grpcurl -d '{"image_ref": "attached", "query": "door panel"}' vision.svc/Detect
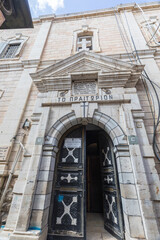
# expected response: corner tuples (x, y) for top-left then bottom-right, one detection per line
(48, 127), (124, 240)
(52, 191), (82, 232)
(99, 132), (124, 240)
(48, 127), (85, 240)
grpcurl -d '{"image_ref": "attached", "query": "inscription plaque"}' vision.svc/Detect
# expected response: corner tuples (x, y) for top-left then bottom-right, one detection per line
(73, 81), (96, 95)
(64, 138), (82, 148)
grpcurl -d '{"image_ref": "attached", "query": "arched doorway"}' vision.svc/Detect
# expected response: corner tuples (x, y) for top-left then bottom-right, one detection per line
(47, 124), (124, 240)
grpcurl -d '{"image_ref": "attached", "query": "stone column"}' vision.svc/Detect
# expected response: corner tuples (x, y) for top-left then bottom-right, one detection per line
(0, 21), (52, 240)
(122, 102), (160, 239)
(120, 10), (148, 51)
(140, 54), (160, 116)
(0, 21), (52, 176)
(133, 113), (160, 237)
(7, 104), (50, 239)
(121, 10), (160, 115)
(114, 144), (146, 239)
(29, 145), (57, 235)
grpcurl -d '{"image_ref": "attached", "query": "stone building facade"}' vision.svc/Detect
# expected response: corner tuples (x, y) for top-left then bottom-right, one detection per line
(0, 2), (160, 240)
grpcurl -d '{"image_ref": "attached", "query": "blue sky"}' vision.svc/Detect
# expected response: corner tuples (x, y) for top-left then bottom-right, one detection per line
(28, 0), (154, 18)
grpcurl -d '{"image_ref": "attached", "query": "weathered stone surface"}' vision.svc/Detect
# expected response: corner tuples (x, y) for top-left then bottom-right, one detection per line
(0, 2), (160, 240)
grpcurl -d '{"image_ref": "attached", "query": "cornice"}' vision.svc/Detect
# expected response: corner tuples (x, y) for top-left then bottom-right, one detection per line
(0, 49), (159, 71)
(32, 2), (160, 23)
(0, 61), (23, 71)
(154, 50), (160, 59)
(22, 59), (40, 69)
(0, 59), (40, 71)
(30, 50), (144, 92)
(106, 49), (160, 60)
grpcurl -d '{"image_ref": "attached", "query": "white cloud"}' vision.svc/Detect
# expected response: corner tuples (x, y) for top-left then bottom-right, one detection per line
(37, 0), (64, 12)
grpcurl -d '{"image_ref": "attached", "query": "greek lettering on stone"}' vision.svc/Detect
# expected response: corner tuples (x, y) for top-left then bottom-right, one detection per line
(57, 94), (113, 103)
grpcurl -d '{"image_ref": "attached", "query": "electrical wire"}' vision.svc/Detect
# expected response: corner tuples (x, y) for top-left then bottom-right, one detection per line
(135, 3), (160, 46)
(115, 8), (135, 59)
(124, 9), (160, 161)
(115, 8), (160, 161)
(113, 8), (133, 63)
(113, 7), (157, 121)
(146, 23), (160, 45)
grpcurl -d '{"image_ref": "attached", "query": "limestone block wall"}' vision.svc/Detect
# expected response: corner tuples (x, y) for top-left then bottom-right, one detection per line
(0, 70), (22, 124)
(0, 81), (38, 224)
(0, 24), (41, 60)
(8, 84), (38, 171)
(136, 77), (160, 173)
(0, 2), (160, 239)
(41, 14), (126, 61)
(0, 21), (51, 227)
(156, 59), (160, 69)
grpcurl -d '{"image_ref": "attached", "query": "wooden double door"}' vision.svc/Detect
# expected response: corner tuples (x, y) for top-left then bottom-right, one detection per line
(48, 125), (124, 240)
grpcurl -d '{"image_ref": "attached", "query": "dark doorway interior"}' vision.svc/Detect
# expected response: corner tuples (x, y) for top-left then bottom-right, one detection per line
(86, 129), (103, 213)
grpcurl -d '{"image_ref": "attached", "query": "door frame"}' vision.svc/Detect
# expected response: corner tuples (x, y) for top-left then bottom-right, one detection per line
(34, 111), (137, 240)
(48, 123), (125, 239)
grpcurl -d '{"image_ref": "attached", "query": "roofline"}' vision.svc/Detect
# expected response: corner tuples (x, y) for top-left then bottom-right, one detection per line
(33, 1), (160, 23)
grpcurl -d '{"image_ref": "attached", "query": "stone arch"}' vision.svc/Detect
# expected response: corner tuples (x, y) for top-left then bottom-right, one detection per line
(45, 111), (127, 147)
(30, 111), (131, 240)
(43, 111), (128, 239)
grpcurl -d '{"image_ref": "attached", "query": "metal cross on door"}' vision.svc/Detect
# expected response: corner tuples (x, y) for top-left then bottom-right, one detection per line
(98, 132), (124, 240)
(48, 127), (86, 240)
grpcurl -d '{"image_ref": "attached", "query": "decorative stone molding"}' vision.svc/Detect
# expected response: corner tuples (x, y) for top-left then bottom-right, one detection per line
(140, 16), (160, 46)
(132, 109), (145, 119)
(71, 25), (101, 54)
(29, 111), (147, 240)
(0, 33), (29, 59)
(58, 90), (68, 97)
(30, 51), (144, 92)
(45, 111), (127, 147)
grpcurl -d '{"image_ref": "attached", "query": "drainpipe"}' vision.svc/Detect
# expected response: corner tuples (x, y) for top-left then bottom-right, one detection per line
(0, 134), (26, 215)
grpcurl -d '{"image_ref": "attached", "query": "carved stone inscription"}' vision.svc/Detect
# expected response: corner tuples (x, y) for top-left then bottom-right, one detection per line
(0, 146), (10, 162)
(73, 81), (96, 95)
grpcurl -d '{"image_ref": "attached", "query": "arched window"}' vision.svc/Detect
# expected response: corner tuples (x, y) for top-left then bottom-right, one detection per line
(72, 25), (101, 54)
(77, 31), (93, 51)
(0, 33), (28, 59)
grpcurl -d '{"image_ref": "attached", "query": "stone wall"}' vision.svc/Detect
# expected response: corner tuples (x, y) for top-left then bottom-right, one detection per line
(0, 2), (160, 239)
(0, 70), (22, 124)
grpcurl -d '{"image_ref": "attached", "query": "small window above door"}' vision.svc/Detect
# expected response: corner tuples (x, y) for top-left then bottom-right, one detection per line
(72, 25), (101, 54)
(77, 33), (93, 51)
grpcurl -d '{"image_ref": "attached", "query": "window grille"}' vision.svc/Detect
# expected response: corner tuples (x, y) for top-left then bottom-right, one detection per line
(1, 43), (21, 58)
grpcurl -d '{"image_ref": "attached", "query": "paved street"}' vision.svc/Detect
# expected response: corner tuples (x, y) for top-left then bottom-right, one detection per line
(87, 213), (117, 240)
